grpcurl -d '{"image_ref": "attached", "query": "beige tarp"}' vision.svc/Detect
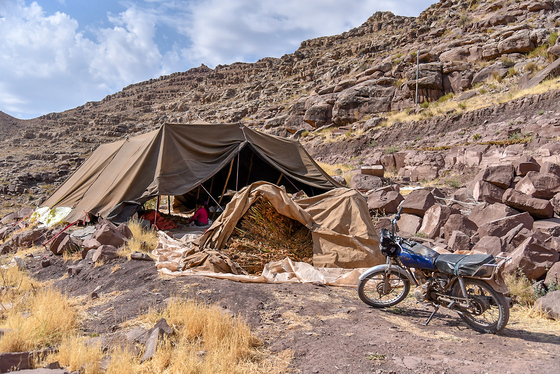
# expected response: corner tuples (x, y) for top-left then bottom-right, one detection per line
(42, 124), (339, 223)
(199, 182), (384, 268)
(153, 231), (368, 286)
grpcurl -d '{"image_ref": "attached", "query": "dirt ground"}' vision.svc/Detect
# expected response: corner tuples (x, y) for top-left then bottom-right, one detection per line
(27, 250), (560, 374)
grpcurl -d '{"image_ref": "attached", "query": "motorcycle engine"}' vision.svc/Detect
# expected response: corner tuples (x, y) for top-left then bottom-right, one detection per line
(414, 283), (430, 302)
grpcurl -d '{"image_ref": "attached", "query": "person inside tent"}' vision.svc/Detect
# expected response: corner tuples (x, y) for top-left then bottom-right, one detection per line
(188, 198), (209, 226)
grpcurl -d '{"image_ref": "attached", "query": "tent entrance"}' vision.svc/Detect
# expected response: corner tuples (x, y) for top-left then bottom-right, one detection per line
(172, 144), (326, 213)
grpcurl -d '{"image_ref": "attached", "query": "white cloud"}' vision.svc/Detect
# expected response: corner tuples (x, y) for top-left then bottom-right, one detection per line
(0, 0), (436, 119)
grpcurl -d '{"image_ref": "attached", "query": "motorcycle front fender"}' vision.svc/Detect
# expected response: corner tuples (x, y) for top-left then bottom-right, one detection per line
(359, 263), (415, 284)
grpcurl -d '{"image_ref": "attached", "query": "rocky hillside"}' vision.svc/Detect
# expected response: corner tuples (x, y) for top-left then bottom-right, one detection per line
(2, 0), (560, 210)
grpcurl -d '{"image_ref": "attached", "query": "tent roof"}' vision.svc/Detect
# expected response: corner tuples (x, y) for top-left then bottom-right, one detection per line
(42, 123), (339, 222)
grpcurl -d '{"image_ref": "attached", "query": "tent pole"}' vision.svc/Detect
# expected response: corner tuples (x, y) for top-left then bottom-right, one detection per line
(245, 152), (254, 186)
(208, 176), (215, 205)
(218, 158), (235, 207)
(168, 195), (171, 214)
(236, 152), (240, 191)
(155, 195), (160, 227)
(276, 173), (284, 185)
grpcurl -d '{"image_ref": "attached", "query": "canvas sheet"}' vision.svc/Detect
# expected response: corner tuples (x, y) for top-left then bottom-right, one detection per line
(153, 231), (367, 286)
(199, 182), (384, 268)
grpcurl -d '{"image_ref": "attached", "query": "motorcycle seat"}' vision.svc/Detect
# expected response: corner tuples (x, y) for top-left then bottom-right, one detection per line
(435, 253), (496, 277)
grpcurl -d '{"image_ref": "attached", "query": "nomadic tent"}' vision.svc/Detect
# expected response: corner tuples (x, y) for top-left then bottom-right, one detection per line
(42, 123), (340, 223)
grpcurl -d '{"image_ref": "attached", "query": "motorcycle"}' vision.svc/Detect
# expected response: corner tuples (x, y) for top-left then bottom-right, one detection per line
(358, 207), (511, 334)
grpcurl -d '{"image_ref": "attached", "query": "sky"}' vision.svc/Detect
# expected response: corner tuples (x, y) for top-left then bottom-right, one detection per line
(0, 0), (437, 119)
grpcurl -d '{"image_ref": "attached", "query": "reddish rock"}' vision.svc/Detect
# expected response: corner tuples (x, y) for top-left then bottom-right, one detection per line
(502, 189), (554, 219)
(473, 180), (506, 203)
(56, 235), (80, 255)
(535, 290), (560, 320)
(471, 236), (505, 256)
(545, 236), (560, 253)
(481, 164), (515, 189)
(12, 229), (46, 248)
(468, 203), (518, 227)
(552, 192), (560, 215)
(350, 174), (383, 191)
(367, 190), (404, 214)
(448, 230), (472, 252)
(515, 171), (560, 200)
(380, 154), (396, 172)
(504, 237), (560, 280)
(117, 223), (133, 239)
(93, 223), (129, 248)
(498, 30), (534, 54)
(533, 218), (560, 237)
(541, 162), (560, 178)
(396, 214), (422, 236)
(442, 214), (478, 241)
(418, 204), (459, 239)
(478, 212), (534, 238)
(409, 165), (439, 182)
(92, 245), (119, 263)
(512, 155), (540, 176)
(545, 262), (560, 287)
(49, 232), (69, 255)
(401, 189), (436, 217)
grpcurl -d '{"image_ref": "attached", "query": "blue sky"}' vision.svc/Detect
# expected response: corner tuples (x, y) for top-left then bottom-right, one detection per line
(0, 0), (437, 119)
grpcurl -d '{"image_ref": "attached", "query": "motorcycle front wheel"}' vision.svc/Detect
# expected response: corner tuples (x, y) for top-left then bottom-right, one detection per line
(452, 279), (509, 334)
(357, 269), (410, 308)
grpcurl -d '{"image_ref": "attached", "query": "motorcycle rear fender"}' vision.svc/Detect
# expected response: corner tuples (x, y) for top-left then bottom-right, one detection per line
(359, 264), (415, 284)
(464, 276), (509, 294)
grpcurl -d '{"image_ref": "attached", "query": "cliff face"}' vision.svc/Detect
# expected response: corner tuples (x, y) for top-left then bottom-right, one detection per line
(2, 0), (560, 210)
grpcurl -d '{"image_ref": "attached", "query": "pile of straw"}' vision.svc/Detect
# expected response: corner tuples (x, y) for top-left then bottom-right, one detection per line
(223, 198), (313, 274)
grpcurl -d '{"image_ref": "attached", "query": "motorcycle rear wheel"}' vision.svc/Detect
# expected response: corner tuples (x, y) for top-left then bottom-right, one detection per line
(452, 279), (509, 334)
(358, 269), (410, 307)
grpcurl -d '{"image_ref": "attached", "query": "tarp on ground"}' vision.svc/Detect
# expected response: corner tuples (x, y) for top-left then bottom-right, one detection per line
(199, 182), (384, 268)
(41, 123), (340, 223)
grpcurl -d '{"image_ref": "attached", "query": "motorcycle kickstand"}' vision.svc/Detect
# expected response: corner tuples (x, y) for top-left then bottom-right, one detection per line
(424, 304), (440, 326)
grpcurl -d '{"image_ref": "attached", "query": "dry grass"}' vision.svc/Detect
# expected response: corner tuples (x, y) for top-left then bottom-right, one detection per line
(95, 298), (287, 374)
(118, 218), (158, 259)
(316, 161), (354, 185)
(51, 335), (104, 374)
(0, 266), (78, 352)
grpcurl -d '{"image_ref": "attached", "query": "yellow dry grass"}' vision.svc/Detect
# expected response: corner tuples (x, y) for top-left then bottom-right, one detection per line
(55, 297), (289, 374)
(0, 267), (79, 352)
(118, 218), (158, 259)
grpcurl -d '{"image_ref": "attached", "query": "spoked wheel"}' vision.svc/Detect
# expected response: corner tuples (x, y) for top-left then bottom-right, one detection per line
(452, 279), (509, 334)
(357, 269), (410, 308)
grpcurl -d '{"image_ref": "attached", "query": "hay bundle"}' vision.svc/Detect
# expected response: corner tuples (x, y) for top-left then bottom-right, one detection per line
(223, 198), (313, 274)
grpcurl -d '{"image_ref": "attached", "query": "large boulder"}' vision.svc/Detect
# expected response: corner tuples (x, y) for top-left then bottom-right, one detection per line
(442, 214), (478, 241)
(396, 214), (423, 236)
(512, 155), (540, 176)
(498, 30), (535, 54)
(545, 262), (560, 287)
(502, 189), (554, 219)
(471, 236), (505, 256)
(504, 237), (560, 280)
(93, 223), (129, 248)
(478, 212), (534, 238)
(533, 218), (560, 237)
(481, 164), (515, 189)
(303, 101), (333, 127)
(418, 204), (459, 239)
(515, 171), (560, 200)
(468, 203), (518, 227)
(350, 174), (383, 191)
(367, 190), (404, 214)
(552, 192), (560, 216)
(92, 245), (119, 263)
(401, 189), (436, 217)
(473, 180), (506, 203)
(332, 79), (395, 125)
(534, 290), (560, 320)
(11, 229), (46, 248)
(448, 230), (472, 252)
(541, 162), (560, 178)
